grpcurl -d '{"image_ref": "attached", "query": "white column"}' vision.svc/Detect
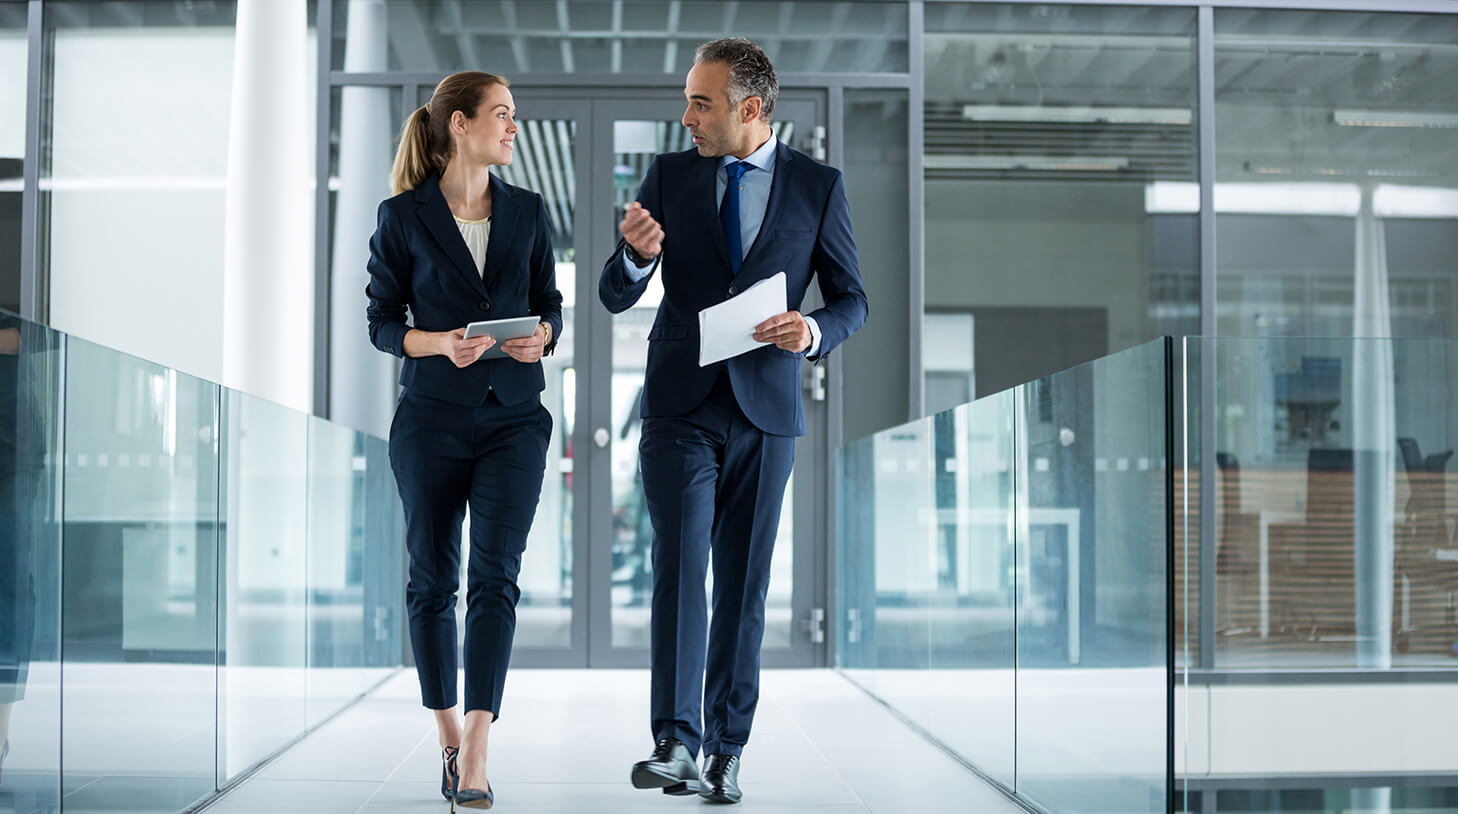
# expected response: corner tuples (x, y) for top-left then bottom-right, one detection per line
(1352, 184), (1395, 671)
(222, 0), (314, 412)
(329, 0), (398, 437)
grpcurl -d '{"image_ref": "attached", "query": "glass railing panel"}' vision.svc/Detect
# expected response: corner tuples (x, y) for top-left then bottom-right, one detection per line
(845, 417), (933, 711)
(305, 417), (403, 728)
(1183, 336), (1458, 795)
(929, 392), (1017, 786)
(0, 315), (64, 813)
(218, 391), (308, 782)
(835, 424), (878, 695)
(1015, 340), (1171, 814)
(59, 335), (220, 811)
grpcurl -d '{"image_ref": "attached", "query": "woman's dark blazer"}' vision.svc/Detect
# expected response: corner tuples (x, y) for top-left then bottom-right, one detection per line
(366, 172), (563, 407)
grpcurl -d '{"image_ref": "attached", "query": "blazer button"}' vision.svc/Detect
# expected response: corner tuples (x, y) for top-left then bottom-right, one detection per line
(478, 301), (491, 312)
(728, 286), (738, 296)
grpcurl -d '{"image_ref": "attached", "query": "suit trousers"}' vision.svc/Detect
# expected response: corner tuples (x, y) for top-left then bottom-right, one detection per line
(640, 371), (795, 759)
(389, 387), (551, 717)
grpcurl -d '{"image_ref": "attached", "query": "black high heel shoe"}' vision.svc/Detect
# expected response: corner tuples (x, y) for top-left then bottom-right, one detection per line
(454, 784), (494, 810)
(453, 750), (494, 810)
(441, 746), (459, 803)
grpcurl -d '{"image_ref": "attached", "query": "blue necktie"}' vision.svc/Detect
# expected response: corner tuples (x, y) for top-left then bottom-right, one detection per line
(720, 161), (752, 275)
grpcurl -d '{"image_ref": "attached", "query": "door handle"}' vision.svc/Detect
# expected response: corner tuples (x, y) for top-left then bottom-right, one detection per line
(594, 427), (610, 448)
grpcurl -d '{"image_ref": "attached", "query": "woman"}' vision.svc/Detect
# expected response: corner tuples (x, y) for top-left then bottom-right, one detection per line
(366, 71), (561, 811)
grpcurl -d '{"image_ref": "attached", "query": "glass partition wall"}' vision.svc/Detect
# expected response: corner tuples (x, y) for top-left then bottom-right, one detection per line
(1181, 337), (1458, 814)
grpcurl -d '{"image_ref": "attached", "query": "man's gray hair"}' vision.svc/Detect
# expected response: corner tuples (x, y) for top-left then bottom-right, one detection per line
(694, 37), (778, 122)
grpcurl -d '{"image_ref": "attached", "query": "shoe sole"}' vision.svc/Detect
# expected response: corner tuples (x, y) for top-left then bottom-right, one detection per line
(699, 789), (743, 804)
(631, 764), (702, 795)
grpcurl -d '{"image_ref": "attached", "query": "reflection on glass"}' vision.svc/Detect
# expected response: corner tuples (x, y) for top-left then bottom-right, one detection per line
(1016, 343), (1169, 814)
(0, 315), (62, 812)
(838, 339), (1171, 814)
(923, 3), (1199, 401)
(333, 0), (908, 74)
(218, 393), (307, 782)
(1193, 338), (1458, 670)
(306, 418), (403, 728)
(60, 338), (219, 810)
(608, 120), (796, 650)
(1213, 10), (1458, 340)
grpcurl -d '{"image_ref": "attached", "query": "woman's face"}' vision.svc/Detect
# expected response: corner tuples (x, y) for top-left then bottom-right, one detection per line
(453, 83), (517, 167)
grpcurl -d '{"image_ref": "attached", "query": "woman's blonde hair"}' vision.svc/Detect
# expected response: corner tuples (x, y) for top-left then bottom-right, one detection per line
(390, 71), (510, 195)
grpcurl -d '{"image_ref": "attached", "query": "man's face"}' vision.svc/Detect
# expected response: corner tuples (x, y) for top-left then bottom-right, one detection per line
(681, 61), (747, 158)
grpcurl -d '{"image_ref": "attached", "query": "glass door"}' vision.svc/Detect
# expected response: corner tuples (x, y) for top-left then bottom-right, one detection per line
(583, 93), (827, 668)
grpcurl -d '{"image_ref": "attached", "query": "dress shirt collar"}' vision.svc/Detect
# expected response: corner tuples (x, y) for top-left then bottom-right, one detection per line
(720, 134), (779, 174)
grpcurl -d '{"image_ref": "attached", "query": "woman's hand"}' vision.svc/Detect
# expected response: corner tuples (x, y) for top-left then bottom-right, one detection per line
(436, 329), (495, 367)
(501, 323), (547, 364)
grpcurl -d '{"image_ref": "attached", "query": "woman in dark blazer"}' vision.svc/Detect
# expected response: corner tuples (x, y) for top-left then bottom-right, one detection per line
(366, 71), (562, 811)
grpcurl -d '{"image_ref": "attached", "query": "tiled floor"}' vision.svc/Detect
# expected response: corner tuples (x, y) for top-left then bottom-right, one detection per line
(199, 669), (1027, 813)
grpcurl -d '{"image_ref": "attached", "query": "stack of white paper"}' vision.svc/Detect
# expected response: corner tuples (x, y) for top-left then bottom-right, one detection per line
(697, 272), (788, 367)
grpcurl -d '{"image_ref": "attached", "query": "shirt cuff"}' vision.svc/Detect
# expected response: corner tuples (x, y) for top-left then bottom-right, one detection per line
(803, 315), (822, 358)
(621, 248), (658, 283)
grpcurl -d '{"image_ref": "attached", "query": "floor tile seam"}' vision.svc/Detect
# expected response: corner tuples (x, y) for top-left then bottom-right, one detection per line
(768, 672), (876, 813)
(380, 719), (437, 786)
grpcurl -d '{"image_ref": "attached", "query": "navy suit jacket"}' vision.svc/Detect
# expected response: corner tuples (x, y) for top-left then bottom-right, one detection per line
(598, 142), (868, 437)
(366, 172), (563, 407)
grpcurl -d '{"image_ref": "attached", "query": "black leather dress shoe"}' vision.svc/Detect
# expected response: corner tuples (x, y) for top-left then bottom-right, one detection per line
(630, 738), (702, 795)
(699, 754), (742, 804)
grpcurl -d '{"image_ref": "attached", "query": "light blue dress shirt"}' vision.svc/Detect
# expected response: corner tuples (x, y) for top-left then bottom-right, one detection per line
(622, 135), (822, 356)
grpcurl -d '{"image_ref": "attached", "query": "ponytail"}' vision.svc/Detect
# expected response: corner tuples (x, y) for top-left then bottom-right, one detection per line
(388, 71), (511, 195)
(390, 105), (435, 195)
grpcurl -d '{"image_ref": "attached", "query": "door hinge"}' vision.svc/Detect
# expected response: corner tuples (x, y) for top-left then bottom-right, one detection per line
(846, 608), (863, 644)
(811, 125), (827, 161)
(801, 607), (826, 644)
(802, 364), (826, 401)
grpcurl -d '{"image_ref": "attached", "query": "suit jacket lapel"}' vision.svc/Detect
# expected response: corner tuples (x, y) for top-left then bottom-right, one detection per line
(738, 142), (795, 285)
(414, 174), (489, 296)
(482, 173), (518, 289)
(698, 155), (732, 274)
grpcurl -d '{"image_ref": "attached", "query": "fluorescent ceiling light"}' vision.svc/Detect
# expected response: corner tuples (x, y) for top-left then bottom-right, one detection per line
(1147, 182), (1458, 217)
(1145, 181), (1199, 214)
(1332, 110), (1458, 128)
(1373, 185), (1458, 218)
(1217, 183), (1361, 216)
(962, 105), (1191, 125)
(925, 154), (1129, 172)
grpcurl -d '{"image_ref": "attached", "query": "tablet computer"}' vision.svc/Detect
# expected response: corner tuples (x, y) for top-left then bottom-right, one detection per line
(463, 315), (541, 358)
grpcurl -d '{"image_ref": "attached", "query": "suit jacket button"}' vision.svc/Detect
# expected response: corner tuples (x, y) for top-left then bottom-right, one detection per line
(479, 301), (491, 312)
(728, 286), (738, 296)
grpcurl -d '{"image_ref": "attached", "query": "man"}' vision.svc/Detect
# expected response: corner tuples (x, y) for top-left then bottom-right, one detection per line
(599, 37), (868, 805)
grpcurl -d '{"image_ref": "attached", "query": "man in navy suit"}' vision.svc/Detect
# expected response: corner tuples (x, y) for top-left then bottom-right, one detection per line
(600, 38), (867, 805)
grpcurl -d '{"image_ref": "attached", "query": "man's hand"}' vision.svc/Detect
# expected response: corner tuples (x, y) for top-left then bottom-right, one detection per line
(439, 329), (495, 368)
(501, 323), (548, 364)
(619, 202), (664, 263)
(754, 311), (811, 353)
